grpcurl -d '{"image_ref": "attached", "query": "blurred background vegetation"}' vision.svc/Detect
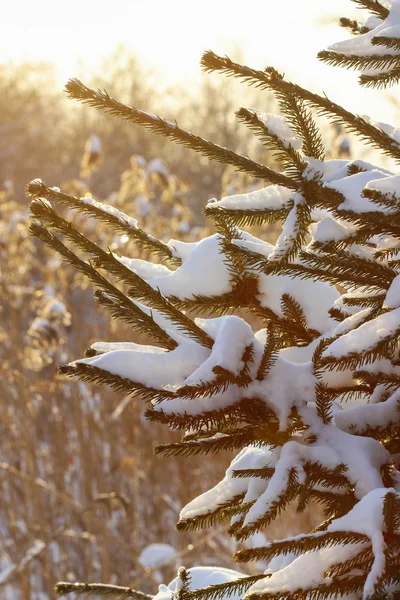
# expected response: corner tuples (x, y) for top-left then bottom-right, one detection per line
(0, 47), (270, 201)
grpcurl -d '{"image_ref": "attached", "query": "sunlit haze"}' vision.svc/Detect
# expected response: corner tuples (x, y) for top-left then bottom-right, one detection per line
(2, 0), (396, 121)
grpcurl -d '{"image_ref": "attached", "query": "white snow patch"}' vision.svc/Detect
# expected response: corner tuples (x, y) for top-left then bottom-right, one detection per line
(326, 170), (390, 214)
(384, 273), (400, 308)
(184, 316), (256, 385)
(322, 307), (400, 358)
(327, 0), (400, 62)
(154, 567), (247, 600)
(117, 256), (172, 279)
(180, 446), (273, 521)
(81, 195), (138, 228)
(365, 173), (400, 197)
(311, 216), (357, 243)
(257, 273), (339, 334)
(208, 185), (293, 211)
(77, 340), (209, 389)
(147, 235), (232, 299)
(139, 544), (177, 569)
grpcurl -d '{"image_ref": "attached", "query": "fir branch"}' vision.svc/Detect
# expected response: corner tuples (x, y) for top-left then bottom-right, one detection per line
(303, 462), (350, 490)
(234, 530), (368, 563)
(296, 247), (395, 290)
(256, 323), (278, 381)
(204, 204), (291, 229)
(55, 582), (153, 599)
(170, 276), (260, 317)
(155, 424), (290, 458)
(93, 289), (173, 348)
(315, 382), (334, 424)
(174, 568), (191, 600)
(186, 574), (267, 600)
(252, 304), (321, 346)
(327, 546), (373, 578)
(356, 370), (400, 388)
(381, 249), (400, 263)
(280, 293), (320, 340)
(371, 36), (400, 50)
(217, 499), (255, 520)
(65, 79), (297, 189)
(328, 307), (347, 322)
(352, 0), (389, 19)
(234, 468), (299, 540)
(235, 108), (306, 177)
(218, 63), (325, 160)
(146, 406), (241, 432)
(154, 435), (249, 458)
(309, 180), (346, 212)
(321, 329), (400, 372)
(383, 491), (400, 533)
(157, 347), (254, 405)
(339, 17), (370, 35)
(360, 67), (400, 88)
(201, 51), (400, 162)
(318, 50), (400, 72)
(246, 573), (367, 600)
(59, 363), (175, 403)
(266, 74), (325, 160)
(126, 283), (213, 349)
(348, 162), (369, 175)
(269, 201), (312, 262)
(176, 494), (245, 532)
(341, 294), (386, 308)
(29, 221), (177, 349)
(146, 398), (275, 432)
(169, 375), (237, 401)
(309, 489), (358, 520)
(30, 200), (212, 348)
(373, 564), (400, 597)
(362, 187), (400, 211)
(26, 179), (178, 264)
(181, 425), (237, 443)
(296, 462), (353, 514)
(231, 466), (275, 479)
(227, 242), (387, 294)
(334, 207), (400, 239)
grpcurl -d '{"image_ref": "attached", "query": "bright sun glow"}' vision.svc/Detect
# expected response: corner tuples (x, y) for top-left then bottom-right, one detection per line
(1, 0), (395, 121)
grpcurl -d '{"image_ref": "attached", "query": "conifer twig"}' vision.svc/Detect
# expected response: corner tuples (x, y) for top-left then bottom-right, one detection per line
(26, 179), (179, 264)
(30, 205), (212, 348)
(55, 582), (153, 599)
(201, 51), (400, 162)
(235, 108), (306, 176)
(339, 17), (370, 36)
(234, 530), (369, 563)
(65, 78), (298, 189)
(318, 50), (400, 72)
(352, 0), (389, 20)
(29, 220), (177, 349)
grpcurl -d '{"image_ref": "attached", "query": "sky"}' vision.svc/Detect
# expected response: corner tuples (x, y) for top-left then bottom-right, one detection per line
(1, 0), (397, 122)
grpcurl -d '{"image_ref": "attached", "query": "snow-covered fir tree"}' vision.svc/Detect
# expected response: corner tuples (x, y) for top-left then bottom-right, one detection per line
(27, 0), (400, 597)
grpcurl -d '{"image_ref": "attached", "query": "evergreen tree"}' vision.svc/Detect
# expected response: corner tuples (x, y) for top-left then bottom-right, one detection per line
(27, 0), (400, 597)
